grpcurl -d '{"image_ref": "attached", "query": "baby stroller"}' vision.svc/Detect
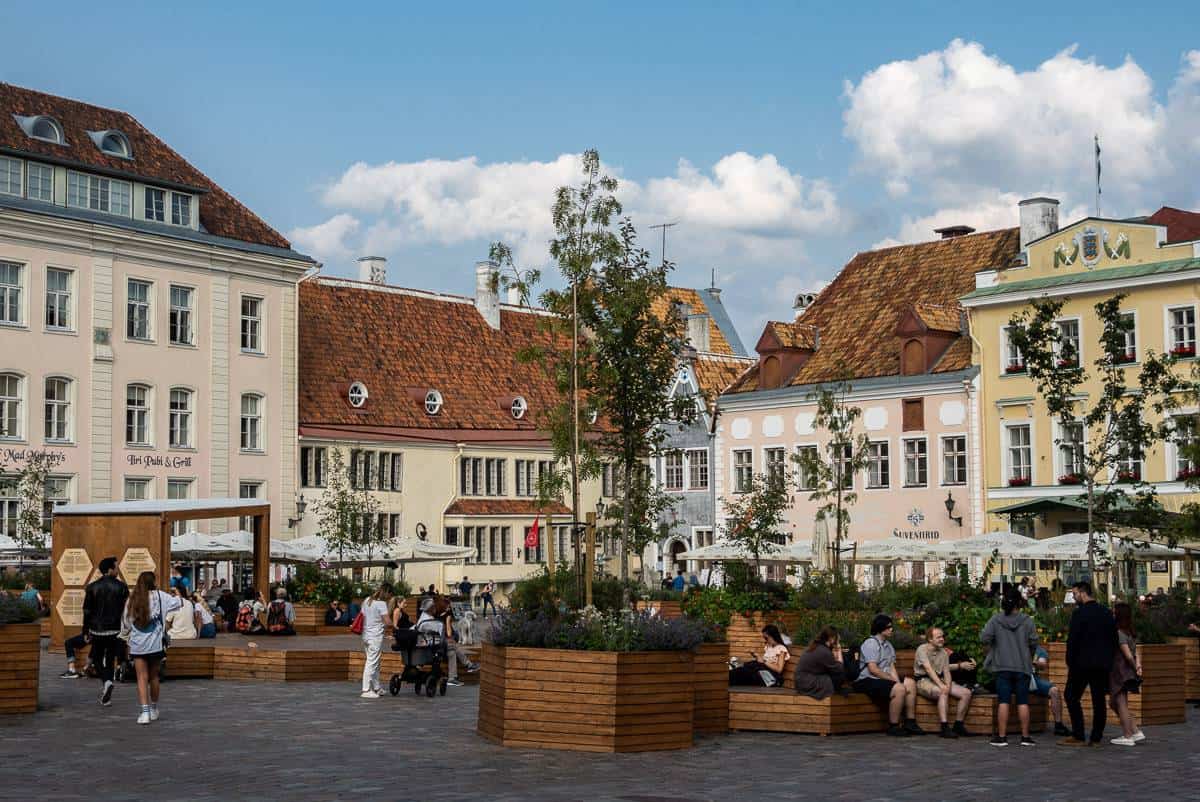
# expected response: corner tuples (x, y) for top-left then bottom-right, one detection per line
(388, 623), (449, 698)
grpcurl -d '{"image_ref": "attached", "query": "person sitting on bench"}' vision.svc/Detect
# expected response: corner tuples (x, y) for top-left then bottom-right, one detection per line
(729, 625), (789, 687)
(914, 626), (975, 738)
(853, 614), (925, 737)
(793, 626), (846, 699)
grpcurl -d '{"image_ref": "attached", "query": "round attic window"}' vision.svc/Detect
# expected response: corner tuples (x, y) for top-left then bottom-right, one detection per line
(348, 382), (369, 408)
(99, 131), (131, 158)
(30, 116), (64, 144)
(587, 409), (599, 425)
(511, 396), (528, 420)
(425, 389), (443, 415)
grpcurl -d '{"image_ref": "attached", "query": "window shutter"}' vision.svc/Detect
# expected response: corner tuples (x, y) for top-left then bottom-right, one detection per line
(902, 398), (924, 432)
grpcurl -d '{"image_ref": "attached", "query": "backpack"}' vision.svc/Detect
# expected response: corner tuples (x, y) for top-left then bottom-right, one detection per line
(266, 600), (289, 633)
(235, 603), (256, 634)
(842, 640), (861, 681)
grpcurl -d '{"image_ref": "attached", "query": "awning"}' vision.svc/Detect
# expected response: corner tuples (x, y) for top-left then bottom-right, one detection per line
(929, 530), (1038, 559)
(1016, 532), (1187, 561)
(989, 495), (1183, 530)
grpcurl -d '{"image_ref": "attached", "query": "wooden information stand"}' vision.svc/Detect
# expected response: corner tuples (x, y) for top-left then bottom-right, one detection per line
(50, 498), (270, 650)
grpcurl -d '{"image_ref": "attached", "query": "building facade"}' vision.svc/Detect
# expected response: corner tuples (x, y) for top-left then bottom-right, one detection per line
(717, 227), (1021, 583)
(0, 83), (312, 542)
(963, 199), (1200, 591)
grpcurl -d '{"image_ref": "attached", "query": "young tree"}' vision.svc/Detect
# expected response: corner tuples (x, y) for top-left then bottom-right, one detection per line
(595, 464), (680, 586)
(793, 376), (872, 576)
(314, 448), (381, 568)
(721, 470), (794, 576)
(1007, 294), (1181, 578)
(0, 452), (53, 570)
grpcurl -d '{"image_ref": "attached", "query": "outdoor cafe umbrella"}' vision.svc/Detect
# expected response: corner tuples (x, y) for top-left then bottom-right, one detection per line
(678, 542), (805, 563)
(1016, 532), (1185, 562)
(929, 530), (1039, 559)
(811, 515), (831, 573)
(842, 536), (943, 563)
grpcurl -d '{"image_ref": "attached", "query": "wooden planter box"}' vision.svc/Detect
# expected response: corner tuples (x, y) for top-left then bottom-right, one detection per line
(691, 642), (729, 734)
(478, 644), (695, 752)
(636, 600), (682, 620)
(0, 623), (40, 714)
(1045, 641), (1186, 725)
(1169, 637), (1200, 701)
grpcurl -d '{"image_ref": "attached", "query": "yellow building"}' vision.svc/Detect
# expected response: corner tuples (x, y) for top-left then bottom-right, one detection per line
(962, 199), (1200, 591)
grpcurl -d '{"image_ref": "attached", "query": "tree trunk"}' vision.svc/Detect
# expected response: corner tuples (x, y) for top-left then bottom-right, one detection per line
(1086, 482), (1096, 579)
(621, 458), (632, 581)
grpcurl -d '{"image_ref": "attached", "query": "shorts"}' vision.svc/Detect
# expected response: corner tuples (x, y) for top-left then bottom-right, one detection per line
(1030, 676), (1055, 697)
(915, 677), (945, 700)
(131, 651), (166, 663)
(853, 676), (897, 701)
(994, 671), (1031, 706)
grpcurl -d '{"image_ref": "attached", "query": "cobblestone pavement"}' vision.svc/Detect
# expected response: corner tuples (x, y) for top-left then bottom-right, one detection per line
(2, 656), (1198, 802)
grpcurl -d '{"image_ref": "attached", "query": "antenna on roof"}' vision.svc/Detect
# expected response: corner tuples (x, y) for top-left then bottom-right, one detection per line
(710, 267), (716, 289)
(648, 221), (679, 266)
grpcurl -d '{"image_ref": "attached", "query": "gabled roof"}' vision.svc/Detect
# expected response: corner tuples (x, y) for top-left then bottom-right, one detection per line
(0, 82), (289, 249)
(727, 227), (1019, 394)
(298, 278), (568, 436)
(1146, 206), (1200, 244)
(911, 302), (962, 333)
(759, 320), (819, 351)
(650, 286), (747, 356)
(692, 352), (756, 414)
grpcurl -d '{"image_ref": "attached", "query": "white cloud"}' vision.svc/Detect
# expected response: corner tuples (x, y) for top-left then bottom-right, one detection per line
(287, 213), (360, 264)
(869, 192), (1090, 248)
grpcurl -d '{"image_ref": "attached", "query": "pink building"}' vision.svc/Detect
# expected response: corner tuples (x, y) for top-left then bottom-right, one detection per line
(716, 226), (1020, 582)
(0, 84), (313, 541)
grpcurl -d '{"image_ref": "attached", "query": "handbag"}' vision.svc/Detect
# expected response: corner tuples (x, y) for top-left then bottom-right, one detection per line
(350, 611), (365, 635)
(157, 594), (171, 650)
(1122, 676), (1142, 694)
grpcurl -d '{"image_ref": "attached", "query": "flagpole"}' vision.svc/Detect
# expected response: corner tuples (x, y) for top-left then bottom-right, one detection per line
(1094, 134), (1102, 218)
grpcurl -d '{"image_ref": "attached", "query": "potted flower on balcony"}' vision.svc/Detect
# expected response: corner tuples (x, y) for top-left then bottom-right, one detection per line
(1007, 476), (1031, 487)
(1115, 468), (1141, 484)
(1057, 472), (1083, 485)
(1005, 362), (1026, 374)
(1114, 349), (1137, 364)
(1177, 466), (1200, 482)
(1056, 357), (1077, 369)
(1171, 344), (1196, 358)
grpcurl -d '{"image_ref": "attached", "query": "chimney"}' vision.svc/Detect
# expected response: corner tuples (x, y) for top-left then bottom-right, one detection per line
(505, 285), (522, 306)
(793, 292), (818, 320)
(1019, 197), (1060, 250)
(356, 256), (387, 284)
(687, 313), (711, 352)
(933, 225), (975, 239)
(475, 260), (501, 329)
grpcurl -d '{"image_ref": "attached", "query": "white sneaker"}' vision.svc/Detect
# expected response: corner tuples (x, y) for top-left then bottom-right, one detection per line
(1110, 736), (1136, 746)
(360, 690), (381, 699)
(149, 707), (159, 722)
(136, 711), (151, 725)
(1132, 730), (1146, 743)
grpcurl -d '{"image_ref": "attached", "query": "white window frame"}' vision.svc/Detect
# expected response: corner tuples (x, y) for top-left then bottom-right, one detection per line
(25, 162), (53, 203)
(1055, 317), (1082, 368)
(686, 448), (709, 491)
(939, 434), (967, 486)
(663, 451), (685, 492)
(425, 390), (443, 416)
(167, 477), (196, 535)
(45, 267), (73, 332)
(1054, 420), (1086, 481)
(168, 387), (194, 449)
(126, 278), (153, 342)
(168, 284), (195, 346)
(300, 445), (327, 488)
(1003, 421), (1034, 486)
(0, 156), (20, 196)
(1001, 325), (1025, 374)
(1171, 413), (1199, 481)
(144, 187), (165, 222)
(0, 260), (25, 327)
(240, 393), (265, 452)
(125, 383), (152, 447)
(240, 295), (264, 354)
(66, 171), (131, 216)
(795, 444), (819, 491)
(0, 373), (25, 441)
(237, 480), (264, 530)
(171, 192), (192, 226)
(866, 439), (890, 490)
(1166, 303), (1197, 358)
(44, 376), (72, 444)
(764, 446), (786, 488)
(1118, 310), (1138, 364)
(123, 477), (153, 501)
(732, 448), (753, 494)
(902, 436), (928, 488)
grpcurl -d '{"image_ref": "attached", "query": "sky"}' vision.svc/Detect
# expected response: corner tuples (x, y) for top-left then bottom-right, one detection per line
(4, 1), (1199, 342)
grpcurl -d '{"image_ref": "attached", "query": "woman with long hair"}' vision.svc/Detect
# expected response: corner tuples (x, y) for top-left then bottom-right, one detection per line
(1108, 602), (1145, 746)
(792, 625), (846, 699)
(359, 583), (395, 698)
(729, 624), (790, 687)
(121, 571), (181, 724)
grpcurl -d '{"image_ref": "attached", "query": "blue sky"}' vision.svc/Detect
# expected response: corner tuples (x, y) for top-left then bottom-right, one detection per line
(5, 1), (1199, 339)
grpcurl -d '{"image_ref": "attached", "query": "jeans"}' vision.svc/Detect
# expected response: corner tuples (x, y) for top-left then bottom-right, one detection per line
(198, 623), (216, 639)
(480, 594), (497, 616)
(446, 641), (473, 681)
(361, 638), (383, 692)
(994, 671), (1031, 706)
(1065, 667), (1109, 742)
(89, 634), (123, 684)
(65, 633), (89, 662)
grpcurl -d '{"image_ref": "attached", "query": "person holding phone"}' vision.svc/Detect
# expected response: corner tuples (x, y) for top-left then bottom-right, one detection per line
(793, 626), (845, 699)
(729, 625), (790, 687)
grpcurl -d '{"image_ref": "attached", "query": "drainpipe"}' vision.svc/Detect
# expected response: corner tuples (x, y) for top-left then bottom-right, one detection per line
(967, 316), (989, 575)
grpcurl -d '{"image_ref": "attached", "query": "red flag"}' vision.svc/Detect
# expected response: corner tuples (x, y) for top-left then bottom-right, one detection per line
(525, 515), (540, 549)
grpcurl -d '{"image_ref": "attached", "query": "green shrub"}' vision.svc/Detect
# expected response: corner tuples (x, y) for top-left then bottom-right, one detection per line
(493, 608), (711, 652)
(0, 594), (38, 625)
(507, 565), (639, 616)
(681, 587), (734, 632)
(1, 568), (50, 591)
(283, 564), (388, 604)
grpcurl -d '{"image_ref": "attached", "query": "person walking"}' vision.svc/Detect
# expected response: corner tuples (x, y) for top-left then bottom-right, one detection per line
(1058, 580), (1118, 747)
(82, 556), (129, 706)
(121, 571), (181, 724)
(359, 583), (394, 698)
(1108, 602), (1145, 746)
(480, 581), (497, 617)
(981, 589), (1039, 746)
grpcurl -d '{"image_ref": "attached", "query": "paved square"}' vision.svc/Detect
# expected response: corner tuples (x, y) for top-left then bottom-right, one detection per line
(2, 655), (1196, 802)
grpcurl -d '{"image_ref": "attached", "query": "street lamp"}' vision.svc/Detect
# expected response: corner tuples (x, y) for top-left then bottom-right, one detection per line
(287, 494), (307, 529)
(944, 491), (963, 527)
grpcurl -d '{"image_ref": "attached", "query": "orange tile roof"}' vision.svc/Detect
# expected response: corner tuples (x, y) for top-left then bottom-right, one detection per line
(1147, 206), (1200, 244)
(0, 83), (289, 249)
(764, 320), (819, 349)
(444, 499), (573, 516)
(650, 286), (735, 356)
(693, 352), (756, 412)
(912, 303), (963, 333)
(727, 228), (1019, 393)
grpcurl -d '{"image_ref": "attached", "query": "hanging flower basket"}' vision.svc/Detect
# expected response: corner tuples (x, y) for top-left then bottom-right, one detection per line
(1005, 363), (1027, 374)
(1007, 476), (1031, 487)
(1116, 469), (1141, 484)
(1171, 345), (1196, 358)
(1057, 473), (1083, 486)
(1177, 467), (1200, 482)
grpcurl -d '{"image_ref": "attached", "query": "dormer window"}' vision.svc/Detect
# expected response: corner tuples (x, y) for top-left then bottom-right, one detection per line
(96, 130), (131, 158)
(14, 115), (66, 145)
(511, 396), (528, 420)
(425, 390), (443, 416)
(348, 382), (369, 408)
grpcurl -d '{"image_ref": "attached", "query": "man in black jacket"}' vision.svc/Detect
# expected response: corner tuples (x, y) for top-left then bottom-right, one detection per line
(1058, 580), (1118, 746)
(82, 557), (129, 706)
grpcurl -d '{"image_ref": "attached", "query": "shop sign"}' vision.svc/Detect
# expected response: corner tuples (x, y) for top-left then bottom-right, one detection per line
(126, 453), (194, 469)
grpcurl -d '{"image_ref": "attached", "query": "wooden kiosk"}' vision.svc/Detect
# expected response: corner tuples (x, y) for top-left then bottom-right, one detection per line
(49, 498), (270, 649)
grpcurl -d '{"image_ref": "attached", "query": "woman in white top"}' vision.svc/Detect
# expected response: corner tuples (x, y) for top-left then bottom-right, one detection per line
(165, 587), (198, 641)
(360, 584), (394, 698)
(122, 571), (182, 724)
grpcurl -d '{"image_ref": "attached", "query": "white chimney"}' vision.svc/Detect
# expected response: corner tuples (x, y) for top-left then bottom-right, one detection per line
(793, 292), (818, 319)
(687, 313), (711, 352)
(1019, 197), (1060, 250)
(475, 261), (501, 329)
(505, 285), (522, 306)
(357, 256), (387, 284)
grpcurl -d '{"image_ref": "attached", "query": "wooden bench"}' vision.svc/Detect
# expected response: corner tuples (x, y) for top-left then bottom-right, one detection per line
(729, 688), (888, 735)
(914, 691), (1047, 734)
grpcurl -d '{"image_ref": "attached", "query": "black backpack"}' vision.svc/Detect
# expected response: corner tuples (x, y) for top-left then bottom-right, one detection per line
(842, 640), (861, 681)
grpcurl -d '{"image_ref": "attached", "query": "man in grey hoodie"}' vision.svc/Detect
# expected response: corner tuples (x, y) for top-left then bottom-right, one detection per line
(981, 589), (1039, 747)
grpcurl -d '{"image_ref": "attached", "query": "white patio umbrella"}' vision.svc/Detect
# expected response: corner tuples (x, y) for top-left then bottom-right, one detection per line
(811, 515), (831, 573)
(677, 542), (799, 563)
(843, 536), (944, 563)
(929, 530), (1039, 559)
(1017, 532), (1184, 561)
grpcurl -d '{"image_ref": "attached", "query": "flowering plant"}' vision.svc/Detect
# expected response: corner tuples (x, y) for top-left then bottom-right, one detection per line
(1008, 476), (1031, 487)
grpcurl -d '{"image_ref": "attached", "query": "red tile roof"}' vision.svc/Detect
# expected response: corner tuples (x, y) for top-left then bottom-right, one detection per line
(650, 286), (736, 355)
(444, 499), (573, 516)
(1146, 206), (1200, 244)
(692, 352), (755, 413)
(912, 303), (963, 333)
(727, 227), (1019, 393)
(763, 320), (819, 350)
(0, 82), (289, 249)
(299, 278), (569, 435)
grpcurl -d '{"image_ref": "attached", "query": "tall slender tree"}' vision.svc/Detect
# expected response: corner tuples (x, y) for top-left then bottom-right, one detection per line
(721, 470), (793, 576)
(314, 448), (381, 569)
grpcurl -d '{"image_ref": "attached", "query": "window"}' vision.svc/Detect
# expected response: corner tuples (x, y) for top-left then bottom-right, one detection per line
(348, 382), (368, 408)
(523, 525), (545, 563)
(127, 279), (151, 340)
(510, 396), (527, 420)
(98, 131), (130, 157)
(44, 377), (71, 442)
(1007, 424), (1032, 484)
(0, 261), (22, 325)
(300, 446), (327, 488)
(1175, 416), (1199, 480)
(903, 438), (928, 487)
(425, 390), (443, 415)
(765, 447), (786, 489)
(795, 445), (819, 491)
(556, 526), (571, 565)
(1058, 422), (1084, 479)
(0, 157), (19, 196)
(445, 526), (459, 547)
(515, 459), (533, 497)
(171, 193), (191, 226)
(902, 398), (924, 432)
(867, 441), (890, 488)
(26, 163), (53, 203)
(941, 435), (967, 485)
(0, 374), (22, 440)
(733, 449), (753, 493)
(45, 268), (71, 330)
(687, 449), (709, 490)
(168, 388), (193, 448)
(144, 188), (165, 222)
(66, 172), (130, 216)
(169, 285), (193, 345)
(125, 384), (150, 446)
(664, 451), (684, 491)
(1114, 438), (1142, 481)
(485, 458), (506, 496)
(0, 479), (16, 537)
(1003, 326), (1025, 373)
(1169, 306), (1197, 357)
(240, 394), (263, 451)
(1056, 319), (1081, 366)
(490, 526), (512, 565)
(240, 296), (263, 352)
(1119, 312), (1137, 363)
(389, 513), (401, 539)
(29, 116), (63, 144)
(238, 481), (262, 530)
(830, 443), (853, 490)
(123, 478), (151, 501)
(42, 476), (70, 532)
(384, 453), (402, 491)
(460, 457), (483, 496)
(601, 463), (617, 497)
(167, 478), (193, 536)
